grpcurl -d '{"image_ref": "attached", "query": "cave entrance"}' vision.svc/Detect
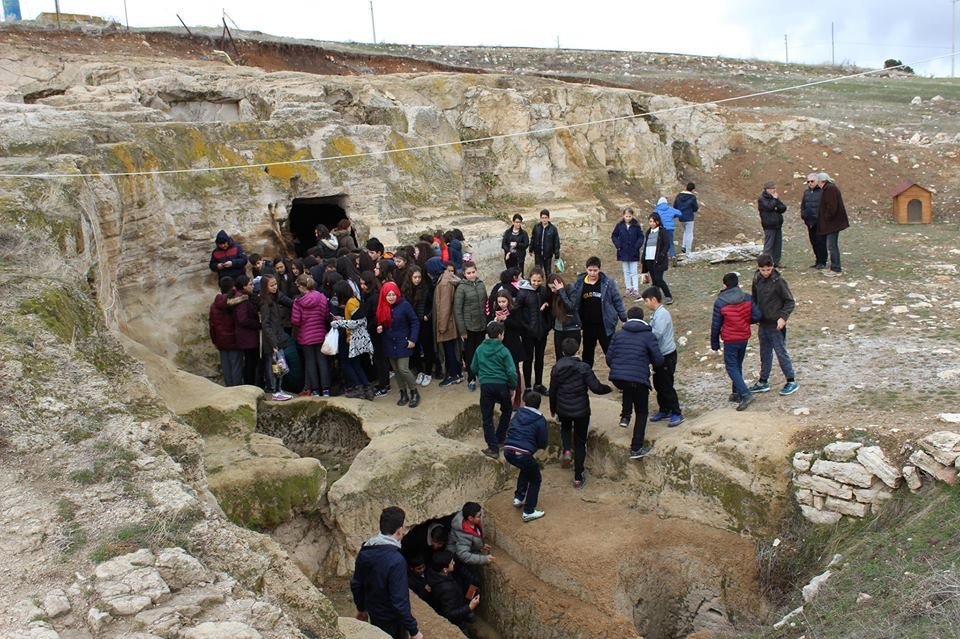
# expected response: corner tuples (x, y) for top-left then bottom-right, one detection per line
(289, 195), (349, 257)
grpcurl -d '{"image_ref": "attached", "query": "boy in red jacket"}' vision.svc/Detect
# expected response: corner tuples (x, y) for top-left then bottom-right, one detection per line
(710, 272), (761, 411)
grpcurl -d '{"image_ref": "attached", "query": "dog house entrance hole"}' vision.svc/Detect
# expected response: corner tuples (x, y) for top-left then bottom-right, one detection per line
(289, 196), (349, 257)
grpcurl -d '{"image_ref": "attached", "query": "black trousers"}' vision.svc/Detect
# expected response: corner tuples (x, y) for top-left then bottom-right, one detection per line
(463, 330), (485, 381)
(559, 415), (590, 479)
(580, 324), (610, 368)
(522, 334), (547, 389)
(653, 349), (681, 415)
(615, 381), (650, 450)
(370, 617), (409, 639)
(807, 223), (827, 266)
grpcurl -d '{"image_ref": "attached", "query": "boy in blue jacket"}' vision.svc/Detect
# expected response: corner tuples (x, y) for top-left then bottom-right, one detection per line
(503, 391), (549, 522)
(606, 307), (663, 459)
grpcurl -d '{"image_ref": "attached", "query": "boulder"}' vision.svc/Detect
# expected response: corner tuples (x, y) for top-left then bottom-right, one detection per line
(903, 465), (922, 491)
(800, 505), (841, 525)
(918, 431), (960, 466)
(155, 548), (210, 591)
(856, 446), (901, 488)
(852, 480), (894, 504)
(824, 442), (861, 462)
(824, 497), (868, 518)
(909, 449), (946, 478)
(810, 459), (874, 488)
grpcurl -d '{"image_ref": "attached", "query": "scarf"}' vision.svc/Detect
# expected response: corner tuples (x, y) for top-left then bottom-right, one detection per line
(376, 281), (402, 327)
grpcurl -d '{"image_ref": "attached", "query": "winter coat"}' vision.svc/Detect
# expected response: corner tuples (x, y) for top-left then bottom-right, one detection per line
(514, 280), (541, 335)
(548, 355), (612, 418)
(292, 290), (329, 346)
(333, 228), (358, 251)
(316, 236), (339, 259)
(469, 338), (517, 388)
(260, 299), (289, 352)
(350, 535), (419, 636)
(758, 191), (787, 230)
(434, 271), (461, 343)
(605, 320), (663, 386)
(498, 307), (527, 364)
(611, 218), (644, 262)
(209, 293), (237, 351)
(382, 299), (420, 359)
(654, 201), (683, 231)
(710, 287), (761, 349)
(209, 230), (248, 282)
(523, 284), (551, 340)
(330, 299), (374, 359)
(234, 295), (260, 350)
(640, 227), (670, 273)
(565, 272), (627, 337)
(501, 227), (530, 264)
(817, 182), (850, 235)
(447, 239), (464, 272)
(447, 511), (490, 566)
(426, 570), (472, 626)
(673, 191), (699, 222)
(800, 186), (823, 227)
(453, 278), (488, 335)
(504, 407), (548, 454)
(406, 278), (434, 323)
(751, 270), (796, 326)
(551, 285), (581, 332)
(530, 222), (561, 262)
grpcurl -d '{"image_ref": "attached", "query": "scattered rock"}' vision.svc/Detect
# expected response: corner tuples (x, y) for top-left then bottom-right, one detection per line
(180, 621), (262, 639)
(824, 441), (862, 462)
(773, 605), (804, 630)
(792, 451), (814, 472)
(903, 465), (922, 491)
(793, 407), (811, 416)
(156, 547), (210, 591)
(909, 449), (946, 478)
(802, 569), (833, 602)
(856, 592), (874, 605)
(918, 432), (960, 466)
(941, 414), (960, 424)
(42, 589), (71, 619)
(87, 607), (112, 633)
(856, 446), (901, 489)
(910, 96), (922, 105)
(800, 505), (841, 525)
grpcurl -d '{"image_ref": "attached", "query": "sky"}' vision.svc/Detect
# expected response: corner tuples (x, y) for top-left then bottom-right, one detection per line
(9, 0), (960, 77)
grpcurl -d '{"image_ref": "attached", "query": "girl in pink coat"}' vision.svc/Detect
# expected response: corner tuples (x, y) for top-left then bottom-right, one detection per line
(292, 274), (331, 396)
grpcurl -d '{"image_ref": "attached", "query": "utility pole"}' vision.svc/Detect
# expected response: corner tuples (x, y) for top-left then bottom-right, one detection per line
(54, 0), (61, 30)
(952, 0), (957, 77)
(369, 0), (377, 45)
(831, 22), (835, 65)
(784, 34), (789, 64)
(123, 0), (129, 31)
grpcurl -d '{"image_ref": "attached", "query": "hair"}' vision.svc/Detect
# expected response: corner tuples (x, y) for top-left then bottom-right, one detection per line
(378, 259), (396, 282)
(249, 252), (262, 265)
(357, 251), (374, 274)
(366, 238), (385, 254)
(512, 213), (523, 222)
(539, 208), (550, 218)
(321, 271), (342, 298)
(462, 502), (482, 519)
(442, 260), (455, 270)
(303, 255), (318, 270)
(442, 230), (454, 244)
(315, 224), (331, 240)
(462, 261), (477, 272)
(486, 321), (504, 339)
(548, 274), (569, 324)
(360, 270), (379, 295)
(235, 274), (250, 288)
(218, 276), (235, 294)
(496, 288), (515, 310)
(585, 256), (602, 269)
(816, 172), (832, 183)
(306, 247), (320, 258)
(561, 337), (579, 357)
(686, 182), (696, 191)
(431, 550), (454, 573)
(523, 390), (542, 409)
(757, 253), (774, 267)
(335, 218), (352, 231)
(452, 229), (465, 242)
(260, 274), (278, 304)
(379, 506), (405, 535)
(648, 212), (663, 226)
(500, 268), (519, 286)
(324, 258), (337, 270)
(402, 265), (424, 306)
(396, 245), (415, 262)
(723, 272), (740, 289)
(296, 273), (315, 290)
(333, 279), (355, 304)
(273, 258), (287, 272)
(627, 306), (644, 320)
(415, 241), (434, 268)
(429, 525), (448, 546)
(291, 259), (304, 277)
(419, 234), (434, 244)
(408, 554), (425, 569)
(623, 207), (634, 217)
(336, 254), (362, 285)
(641, 286), (662, 303)
(527, 265), (545, 281)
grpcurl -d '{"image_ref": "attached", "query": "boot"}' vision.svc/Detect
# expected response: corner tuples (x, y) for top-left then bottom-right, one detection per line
(408, 389), (420, 408)
(397, 390), (409, 406)
(363, 385), (375, 401)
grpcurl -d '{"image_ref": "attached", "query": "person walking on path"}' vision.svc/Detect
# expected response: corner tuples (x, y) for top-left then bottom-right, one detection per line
(800, 173), (827, 269)
(561, 256), (627, 367)
(653, 197), (682, 258)
(351, 506), (424, 639)
(711, 272), (761, 411)
(640, 212), (673, 305)
(642, 286), (683, 427)
(549, 337), (613, 488)
(470, 321), (518, 458)
(816, 172), (850, 276)
(758, 181), (787, 268)
(611, 207), (644, 298)
(749, 254), (799, 396)
(605, 307), (663, 460)
(673, 183), (699, 255)
(503, 390), (549, 522)
(501, 213), (530, 273)
(529, 209), (561, 276)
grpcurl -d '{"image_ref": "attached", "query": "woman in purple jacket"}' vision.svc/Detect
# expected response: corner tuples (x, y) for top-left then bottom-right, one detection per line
(292, 274), (331, 396)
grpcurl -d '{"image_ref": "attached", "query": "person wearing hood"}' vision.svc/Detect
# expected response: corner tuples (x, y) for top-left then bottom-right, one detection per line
(503, 390), (549, 522)
(453, 262), (488, 392)
(673, 183), (700, 254)
(611, 207), (644, 298)
(815, 172), (850, 276)
(292, 274), (331, 397)
(653, 197), (682, 258)
(711, 272), (762, 412)
(209, 230), (248, 283)
(562, 256), (627, 367)
(351, 506), (423, 639)
(376, 281), (421, 408)
(606, 307), (663, 460)
(758, 181), (788, 268)
(314, 224), (339, 259)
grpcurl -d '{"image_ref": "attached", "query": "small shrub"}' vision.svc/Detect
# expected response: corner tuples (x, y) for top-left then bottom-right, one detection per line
(68, 469), (96, 485)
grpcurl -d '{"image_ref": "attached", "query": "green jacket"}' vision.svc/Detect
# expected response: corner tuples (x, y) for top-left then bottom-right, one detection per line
(454, 278), (488, 335)
(470, 338), (517, 388)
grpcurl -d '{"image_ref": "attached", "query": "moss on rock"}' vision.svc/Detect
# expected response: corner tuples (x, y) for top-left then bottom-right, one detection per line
(180, 405), (256, 437)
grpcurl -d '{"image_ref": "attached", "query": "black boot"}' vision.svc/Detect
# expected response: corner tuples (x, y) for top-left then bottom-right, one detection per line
(397, 390), (409, 406)
(408, 389), (420, 408)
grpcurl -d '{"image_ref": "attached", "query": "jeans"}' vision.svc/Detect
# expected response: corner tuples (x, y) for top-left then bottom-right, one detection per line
(480, 383), (512, 450)
(559, 415), (590, 479)
(723, 341), (750, 396)
(758, 324), (795, 383)
(665, 228), (676, 257)
(825, 232), (842, 272)
(620, 261), (639, 292)
(615, 381), (650, 450)
(652, 349), (681, 415)
(522, 334), (548, 389)
(681, 220), (695, 253)
(302, 344), (331, 392)
(341, 354), (369, 388)
(807, 224), (827, 266)
(463, 331), (485, 382)
(581, 324), (610, 367)
(763, 228), (783, 266)
(219, 350), (243, 387)
(643, 261), (672, 300)
(505, 450), (542, 513)
(442, 339), (462, 379)
(389, 357), (416, 392)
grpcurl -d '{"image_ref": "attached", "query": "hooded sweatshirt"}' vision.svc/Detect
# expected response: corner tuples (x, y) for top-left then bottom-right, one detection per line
(350, 533), (419, 636)
(209, 230), (248, 281)
(673, 190), (699, 222)
(654, 198), (683, 231)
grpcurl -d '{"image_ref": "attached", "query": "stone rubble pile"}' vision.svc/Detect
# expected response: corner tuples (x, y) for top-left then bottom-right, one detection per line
(793, 432), (960, 524)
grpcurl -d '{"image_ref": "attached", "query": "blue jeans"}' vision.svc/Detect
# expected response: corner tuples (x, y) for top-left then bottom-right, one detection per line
(665, 228), (676, 257)
(442, 339), (461, 379)
(341, 353), (369, 387)
(480, 383), (512, 450)
(681, 220), (695, 253)
(219, 350), (243, 387)
(505, 451), (542, 514)
(723, 341), (750, 396)
(825, 232), (842, 272)
(620, 261), (639, 292)
(758, 324), (795, 383)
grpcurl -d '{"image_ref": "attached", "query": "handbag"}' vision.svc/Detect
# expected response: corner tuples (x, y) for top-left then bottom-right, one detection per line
(554, 256), (565, 273)
(321, 327), (340, 356)
(272, 349), (290, 376)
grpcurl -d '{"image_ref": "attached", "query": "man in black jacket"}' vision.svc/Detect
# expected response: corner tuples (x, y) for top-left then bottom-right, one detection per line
(758, 182), (787, 267)
(351, 507), (423, 639)
(748, 254), (798, 397)
(529, 209), (561, 276)
(504, 391), (549, 521)
(800, 173), (826, 269)
(502, 213), (530, 273)
(426, 550), (480, 633)
(549, 338), (612, 488)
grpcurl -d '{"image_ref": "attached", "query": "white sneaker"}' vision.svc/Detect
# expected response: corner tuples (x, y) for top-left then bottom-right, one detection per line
(522, 510), (545, 522)
(512, 498), (524, 508)
(420, 374), (432, 387)
(415, 372), (425, 386)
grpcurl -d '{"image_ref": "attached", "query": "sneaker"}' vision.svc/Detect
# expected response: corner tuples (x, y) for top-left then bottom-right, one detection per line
(452, 375), (464, 385)
(650, 411), (669, 422)
(736, 392), (755, 411)
(728, 392), (740, 402)
(618, 417), (630, 428)
(573, 475), (586, 489)
(310, 391), (320, 397)
(561, 450), (572, 468)
(415, 372), (425, 386)
(439, 377), (456, 388)
(512, 497), (525, 508)
(749, 382), (771, 394)
(664, 297), (674, 305)
(629, 447), (651, 459)
(815, 264), (826, 270)
(824, 270), (842, 277)
(420, 374), (432, 387)
(780, 381), (799, 396)
(298, 390), (312, 397)
(481, 447), (499, 459)
(271, 392), (287, 401)
(389, 371), (395, 379)
(374, 387), (389, 397)
(321, 390), (331, 397)
(468, 380), (477, 392)
(668, 414), (685, 428)
(533, 384), (548, 395)
(522, 510), (545, 522)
